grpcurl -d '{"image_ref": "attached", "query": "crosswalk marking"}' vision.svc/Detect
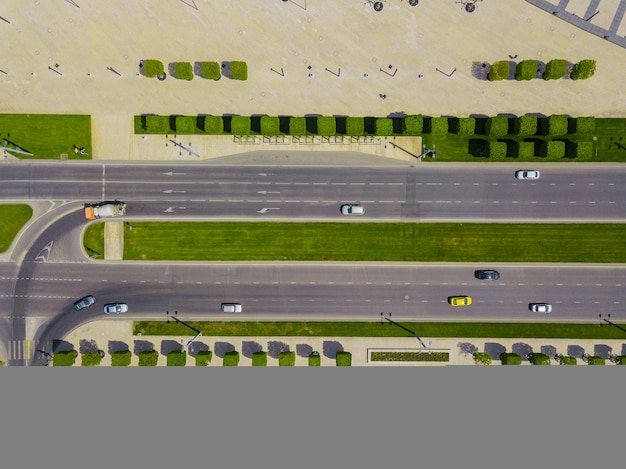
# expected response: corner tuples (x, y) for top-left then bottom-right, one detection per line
(9, 340), (35, 361)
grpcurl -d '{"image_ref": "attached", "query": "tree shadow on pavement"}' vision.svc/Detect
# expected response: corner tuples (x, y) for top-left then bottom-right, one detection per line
(296, 344), (313, 357)
(484, 342), (506, 360)
(79, 339), (99, 353)
(242, 341), (263, 358)
(188, 341), (209, 357)
(52, 339), (75, 353)
(540, 345), (557, 358)
(594, 344), (613, 358)
(323, 340), (343, 359)
(108, 341), (129, 355)
(457, 342), (478, 356)
(567, 345), (585, 359)
(133, 340), (154, 355)
(214, 341), (236, 358)
(161, 339), (183, 355)
(512, 342), (533, 361)
(267, 341), (289, 359)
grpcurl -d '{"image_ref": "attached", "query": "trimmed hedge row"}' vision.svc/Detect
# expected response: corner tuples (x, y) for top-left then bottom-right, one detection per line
(487, 59), (595, 81)
(140, 60), (247, 81)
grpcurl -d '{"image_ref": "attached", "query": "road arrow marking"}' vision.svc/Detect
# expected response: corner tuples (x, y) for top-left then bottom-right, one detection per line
(164, 207), (175, 213)
(34, 241), (54, 263)
(163, 172), (187, 176)
(257, 208), (280, 214)
(162, 189), (187, 194)
(257, 190), (280, 195)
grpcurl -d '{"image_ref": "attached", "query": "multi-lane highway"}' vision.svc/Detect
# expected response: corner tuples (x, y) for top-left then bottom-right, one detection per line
(0, 160), (624, 366)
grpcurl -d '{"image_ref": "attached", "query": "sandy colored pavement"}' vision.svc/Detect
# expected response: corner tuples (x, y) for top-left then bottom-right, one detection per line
(58, 319), (626, 367)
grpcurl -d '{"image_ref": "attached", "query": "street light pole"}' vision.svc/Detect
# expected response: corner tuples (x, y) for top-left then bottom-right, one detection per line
(167, 311), (203, 352)
(381, 312), (427, 348)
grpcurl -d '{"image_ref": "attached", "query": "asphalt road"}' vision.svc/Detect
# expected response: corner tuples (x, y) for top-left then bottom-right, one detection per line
(1, 159), (625, 365)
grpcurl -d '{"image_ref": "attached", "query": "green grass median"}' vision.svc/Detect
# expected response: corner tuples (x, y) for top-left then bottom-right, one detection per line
(0, 205), (33, 253)
(94, 222), (626, 262)
(134, 321), (626, 340)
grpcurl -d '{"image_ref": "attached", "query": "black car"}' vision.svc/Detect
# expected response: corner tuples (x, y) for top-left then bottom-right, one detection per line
(475, 270), (500, 280)
(74, 295), (96, 311)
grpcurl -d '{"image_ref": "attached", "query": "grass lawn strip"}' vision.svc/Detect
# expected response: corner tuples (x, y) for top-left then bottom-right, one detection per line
(114, 222), (626, 263)
(83, 222), (104, 259)
(134, 321), (626, 340)
(370, 351), (449, 362)
(0, 205), (33, 253)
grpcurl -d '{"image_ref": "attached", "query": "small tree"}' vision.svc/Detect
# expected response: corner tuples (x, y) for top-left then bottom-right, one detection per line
(173, 62), (193, 81)
(346, 117), (364, 136)
(309, 352), (321, 367)
(231, 115), (251, 135)
(336, 351), (352, 366)
(223, 351), (240, 366)
(429, 117), (448, 135)
(289, 117), (306, 136)
(574, 116), (596, 134)
(403, 114), (423, 134)
(543, 141), (565, 159)
(81, 350), (103, 367)
(138, 350), (158, 367)
(515, 60), (538, 81)
(570, 59), (596, 80)
(278, 351), (296, 366)
(142, 59), (164, 78)
(195, 350), (212, 366)
(515, 115), (538, 136)
(586, 356), (605, 365)
(543, 115), (569, 136)
(317, 116), (336, 136)
(487, 141), (507, 160)
(518, 141), (535, 158)
(472, 352), (492, 365)
(457, 117), (476, 135)
(145, 115), (169, 134)
(543, 59), (568, 80)
(488, 61), (510, 81)
(252, 351), (268, 367)
(500, 352), (522, 365)
(614, 356), (626, 365)
(203, 115), (223, 134)
(528, 353), (550, 365)
(558, 356), (577, 365)
(486, 116), (509, 137)
(111, 350), (132, 367)
(260, 116), (280, 136)
(200, 61), (221, 80)
(375, 118), (393, 136)
(53, 350), (77, 367)
(229, 61), (248, 80)
(167, 350), (186, 366)
(175, 116), (196, 134)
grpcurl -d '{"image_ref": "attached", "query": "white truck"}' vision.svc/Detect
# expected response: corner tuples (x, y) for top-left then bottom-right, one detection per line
(84, 200), (127, 220)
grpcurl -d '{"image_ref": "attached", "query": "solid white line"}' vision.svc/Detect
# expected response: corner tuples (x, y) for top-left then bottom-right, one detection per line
(102, 165), (106, 200)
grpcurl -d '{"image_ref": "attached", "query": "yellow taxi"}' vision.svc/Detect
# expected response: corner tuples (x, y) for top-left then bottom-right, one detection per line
(448, 296), (472, 306)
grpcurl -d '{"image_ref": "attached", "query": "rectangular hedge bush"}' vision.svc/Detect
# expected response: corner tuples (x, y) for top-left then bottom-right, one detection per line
(200, 61), (221, 80)
(223, 351), (240, 366)
(336, 351), (352, 366)
(146, 115), (170, 134)
(543, 140), (565, 159)
(515, 115), (538, 136)
(175, 116), (196, 134)
(309, 353), (321, 366)
(260, 116), (280, 136)
(195, 350), (213, 366)
(543, 115), (569, 136)
(252, 351), (268, 367)
(429, 117), (448, 135)
(574, 116), (596, 134)
(111, 350), (132, 367)
(203, 115), (223, 134)
(173, 62), (193, 81)
(229, 61), (248, 80)
(518, 141), (535, 158)
(142, 59), (164, 78)
(231, 116), (251, 135)
(403, 114), (423, 134)
(167, 350), (186, 366)
(138, 350), (158, 366)
(289, 117), (306, 136)
(486, 116), (509, 137)
(317, 116), (336, 136)
(346, 117), (365, 136)
(279, 351), (296, 366)
(457, 117), (476, 135)
(487, 141), (507, 159)
(375, 118), (393, 136)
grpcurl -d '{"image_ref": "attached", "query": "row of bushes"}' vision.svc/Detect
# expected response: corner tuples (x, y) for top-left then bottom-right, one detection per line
(141, 59), (248, 81)
(139, 113), (595, 137)
(488, 59), (596, 81)
(473, 352), (625, 365)
(52, 349), (350, 366)
(483, 139), (593, 160)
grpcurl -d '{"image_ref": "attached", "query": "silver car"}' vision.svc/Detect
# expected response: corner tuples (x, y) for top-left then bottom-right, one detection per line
(104, 303), (128, 314)
(530, 303), (552, 313)
(74, 295), (95, 311)
(221, 303), (242, 313)
(340, 204), (365, 215)
(515, 170), (540, 180)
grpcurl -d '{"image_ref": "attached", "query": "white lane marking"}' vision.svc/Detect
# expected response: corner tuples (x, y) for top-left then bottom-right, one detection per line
(102, 165), (106, 200)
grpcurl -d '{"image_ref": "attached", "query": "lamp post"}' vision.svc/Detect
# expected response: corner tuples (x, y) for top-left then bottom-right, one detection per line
(167, 311), (202, 352)
(380, 312), (427, 348)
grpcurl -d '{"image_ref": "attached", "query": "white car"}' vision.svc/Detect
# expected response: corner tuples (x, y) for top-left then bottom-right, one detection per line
(340, 204), (365, 215)
(515, 170), (540, 180)
(104, 303), (128, 314)
(221, 303), (242, 313)
(530, 303), (552, 313)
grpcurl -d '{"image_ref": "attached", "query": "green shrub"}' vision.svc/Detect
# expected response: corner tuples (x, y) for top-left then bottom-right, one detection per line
(167, 350), (186, 366)
(543, 59), (568, 80)
(111, 350), (132, 367)
(289, 117), (306, 136)
(500, 352), (522, 365)
(472, 352), (492, 365)
(457, 117), (476, 135)
(544, 140), (565, 159)
(203, 116), (223, 134)
(558, 356), (577, 365)
(515, 115), (538, 136)
(223, 351), (240, 366)
(195, 350), (212, 366)
(278, 351), (296, 366)
(231, 116), (251, 135)
(574, 116), (596, 134)
(486, 116), (509, 137)
(528, 352), (551, 365)
(336, 351), (352, 366)
(515, 60), (538, 81)
(573, 141), (593, 160)
(138, 350), (158, 367)
(145, 115), (170, 134)
(142, 59), (164, 78)
(518, 141), (535, 158)
(402, 114), (423, 134)
(488, 61), (510, 81)
(345, 117), (364, 136)
(200, 61), (221, 80)
(175, 116), (196, 134)
(173, 62), (193, 81)
(586, 356), (605, 365)
(570, 59), (596, 80)
(317, 116), (336, 136)
(309, 353), (321, 366)
(429, 117), (448, 135)
(81, 351), (103, 367)
(375, 118), (393, 136)
(543, 115), (569, 136)
(260, 116), (280, 136)
(53, 350), (77, 366)
(229, 61), (248, 80)
(614, 356), (626, 365)
(487, 141), (507, 160)
(252, 351), (268, 367)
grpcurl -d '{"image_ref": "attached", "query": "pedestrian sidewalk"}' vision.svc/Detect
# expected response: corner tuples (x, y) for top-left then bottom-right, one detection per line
(59, 320), (626, 367)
